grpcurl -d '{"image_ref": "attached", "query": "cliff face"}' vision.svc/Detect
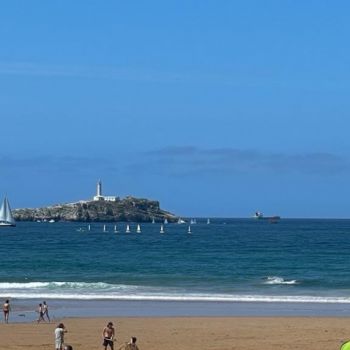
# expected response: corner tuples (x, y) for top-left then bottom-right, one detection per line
(13, 197), (177, 223)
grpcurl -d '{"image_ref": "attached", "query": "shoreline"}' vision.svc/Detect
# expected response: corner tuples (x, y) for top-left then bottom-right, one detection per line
(5, 299), (350, 323)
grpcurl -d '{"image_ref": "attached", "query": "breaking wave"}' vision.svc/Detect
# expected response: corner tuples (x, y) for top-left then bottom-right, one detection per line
(264, 276), (298, 285)
(0, 281), (349, 303)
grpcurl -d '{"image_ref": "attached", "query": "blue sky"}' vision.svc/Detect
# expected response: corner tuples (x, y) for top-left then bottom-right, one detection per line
(1, 1), (350, 218)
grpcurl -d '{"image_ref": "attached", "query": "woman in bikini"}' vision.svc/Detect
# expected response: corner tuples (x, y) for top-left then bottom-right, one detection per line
(3, 299), (10, 324)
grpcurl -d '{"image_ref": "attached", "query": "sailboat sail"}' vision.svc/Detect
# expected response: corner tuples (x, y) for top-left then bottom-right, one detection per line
(0, 197), (16, 226)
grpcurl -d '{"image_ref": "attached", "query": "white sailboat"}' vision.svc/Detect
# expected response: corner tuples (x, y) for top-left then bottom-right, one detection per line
(103, 224), (107, 232)
(177, 218), (186, 224)
(187, 225), (191, 234)
(114, 225), (118, 233)
(164, 218), (168, 224)
(136, 224), (141, 233)
(160, 224), (164, 234)
(88, 224), (91, 231)
(207, 218), (210, 224)
(126, 224), (131, 233)
(152, 217), (155, 224)
(0, 197), (16, 227)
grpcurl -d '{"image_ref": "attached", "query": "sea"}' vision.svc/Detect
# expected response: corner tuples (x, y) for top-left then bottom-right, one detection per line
(2, 219), (350, 320)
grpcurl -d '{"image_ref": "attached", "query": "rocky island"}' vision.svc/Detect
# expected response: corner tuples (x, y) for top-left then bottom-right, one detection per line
(13, 196), (177, 223)
(13, 181), (178, 223)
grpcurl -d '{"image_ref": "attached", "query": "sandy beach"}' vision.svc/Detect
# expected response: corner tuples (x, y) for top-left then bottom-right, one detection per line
(0, 316), (349, 350)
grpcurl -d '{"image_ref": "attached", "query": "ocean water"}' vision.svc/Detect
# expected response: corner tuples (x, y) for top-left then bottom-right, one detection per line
(1, 219), (350, 304)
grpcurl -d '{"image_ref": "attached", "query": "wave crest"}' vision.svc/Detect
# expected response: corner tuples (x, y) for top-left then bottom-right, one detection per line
(3, 280), (350, 304)
(264, 276), (298, 285)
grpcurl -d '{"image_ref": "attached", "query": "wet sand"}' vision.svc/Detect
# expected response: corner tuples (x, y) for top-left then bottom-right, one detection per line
(0, 316), (350, 350)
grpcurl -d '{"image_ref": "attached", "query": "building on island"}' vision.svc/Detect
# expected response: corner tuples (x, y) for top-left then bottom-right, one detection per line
(93, 180), (117, 202)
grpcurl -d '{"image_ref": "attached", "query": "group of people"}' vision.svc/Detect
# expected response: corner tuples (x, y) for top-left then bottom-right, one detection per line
(3, 300), (139, 350)
(2, 299), (50, 324)
(102, 321), (139, 350)
(55, 321), (139, 350)
(37, 301), (50, 323)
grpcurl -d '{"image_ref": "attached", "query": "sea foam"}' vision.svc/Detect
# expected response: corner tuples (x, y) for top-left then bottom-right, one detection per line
(264, 276), (298, 285)
(0, 281), (349, 304)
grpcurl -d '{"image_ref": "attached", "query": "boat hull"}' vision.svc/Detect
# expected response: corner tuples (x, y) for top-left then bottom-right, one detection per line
(0, 222), (16, 227)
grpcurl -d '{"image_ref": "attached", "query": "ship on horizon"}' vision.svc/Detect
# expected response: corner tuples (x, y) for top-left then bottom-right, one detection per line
(252, 211), (280, 222)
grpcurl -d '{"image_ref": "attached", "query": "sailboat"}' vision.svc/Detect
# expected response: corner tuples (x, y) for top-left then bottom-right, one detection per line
(136, 224), (141, 233)
(160, 224), (164, 234)
(114, 225), (118, 233)
(164, 218), (168, 224)
(207, 218), (210, 225)
(152, 217), (155, 224)
(187, 225), (191, 234)
(126, 224), (131, 233)
(0, 197), (16, 227)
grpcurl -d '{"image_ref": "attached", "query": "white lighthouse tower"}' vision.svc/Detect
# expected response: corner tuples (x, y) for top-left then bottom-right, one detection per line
(97, 179), (102, 197)
(93, 180), (117, 202)
(93, 180), (103, 201)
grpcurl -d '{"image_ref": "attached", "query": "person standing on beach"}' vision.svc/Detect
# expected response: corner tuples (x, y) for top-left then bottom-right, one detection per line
(43, 301), (50, 322)
(55, 323), (67, 350)
(37, 303), (45, 323)
(3, 299), (10, 324)
(102, 321), (115, 350)
(118, 337), (139, 350)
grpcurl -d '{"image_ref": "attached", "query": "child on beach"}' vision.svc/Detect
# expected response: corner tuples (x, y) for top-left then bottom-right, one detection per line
(3, 299), (10, 324)
(55, 323), (67, 350)
(118, 337), (139, 350)
(102, 321), (115, 350)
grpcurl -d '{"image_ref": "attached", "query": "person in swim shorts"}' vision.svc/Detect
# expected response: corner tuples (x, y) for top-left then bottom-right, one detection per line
(37, 303), (45, 323)
(43, 301), (50, 322)
(102, 321), (115, 350)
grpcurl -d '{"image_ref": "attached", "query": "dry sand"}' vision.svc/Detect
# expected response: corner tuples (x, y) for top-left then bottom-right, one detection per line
(0, 317), (349, 350)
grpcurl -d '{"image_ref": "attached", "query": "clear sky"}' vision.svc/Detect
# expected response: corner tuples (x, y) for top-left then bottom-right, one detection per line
(1, 1), (350, 218)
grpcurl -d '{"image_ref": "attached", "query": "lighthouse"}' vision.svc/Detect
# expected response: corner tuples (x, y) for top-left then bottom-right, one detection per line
(93, 180), (117, 202)
(93, 180), (103, 200)
(97, 179), (102, 197)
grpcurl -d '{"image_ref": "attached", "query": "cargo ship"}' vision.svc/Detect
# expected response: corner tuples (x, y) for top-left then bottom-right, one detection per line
(252, 211), (280, 223)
